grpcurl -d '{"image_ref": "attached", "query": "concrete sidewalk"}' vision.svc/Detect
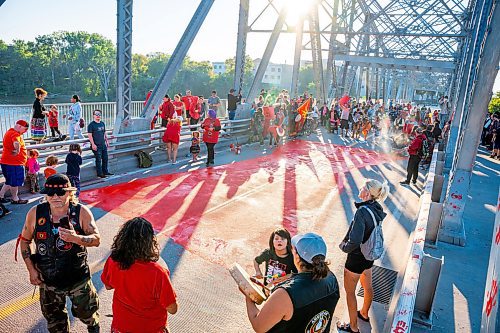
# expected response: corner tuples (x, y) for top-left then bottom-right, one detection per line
(412, 148), (500, 332)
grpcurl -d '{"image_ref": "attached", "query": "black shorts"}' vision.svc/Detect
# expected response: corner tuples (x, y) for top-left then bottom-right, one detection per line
(341, 119), (349, 130)
(345, 253), (374, 274)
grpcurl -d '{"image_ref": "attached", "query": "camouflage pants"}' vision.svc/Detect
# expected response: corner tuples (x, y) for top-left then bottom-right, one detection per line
(40, 279), (99, 333)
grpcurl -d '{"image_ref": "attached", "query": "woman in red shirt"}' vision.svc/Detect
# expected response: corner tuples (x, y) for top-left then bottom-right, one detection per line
(162, 117), (182, 164)
(201, 109), (221, 167)
(172, 94), (185, 118)
(101, 217), (178, 333)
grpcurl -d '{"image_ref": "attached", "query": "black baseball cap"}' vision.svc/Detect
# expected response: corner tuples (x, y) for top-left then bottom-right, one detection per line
(41, 174), (77, 194)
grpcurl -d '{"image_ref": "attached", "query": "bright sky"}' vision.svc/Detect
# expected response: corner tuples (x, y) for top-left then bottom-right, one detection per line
(0, 0), (301, 64)
(0, 0), (499, 92)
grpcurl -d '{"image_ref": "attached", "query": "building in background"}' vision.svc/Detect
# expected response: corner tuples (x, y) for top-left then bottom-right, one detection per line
(212, 62), (226, 75)
(252, 59), (293, 90)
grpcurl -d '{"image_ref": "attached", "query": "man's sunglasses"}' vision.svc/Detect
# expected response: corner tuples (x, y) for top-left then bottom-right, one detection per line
(46, 189), (68, 197)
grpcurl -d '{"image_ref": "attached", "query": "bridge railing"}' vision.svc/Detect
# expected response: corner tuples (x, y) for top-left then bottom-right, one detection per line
(0, 117), (251, 185)
(388, 145), (445, 330)
(0, 99), (228, 138)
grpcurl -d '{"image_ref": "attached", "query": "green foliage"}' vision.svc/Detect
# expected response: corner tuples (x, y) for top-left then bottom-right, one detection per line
(0, 32), (280, 104)
(489, 91), (500, 114)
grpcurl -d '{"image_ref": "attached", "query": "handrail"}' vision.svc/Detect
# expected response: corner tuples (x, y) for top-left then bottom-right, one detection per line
(0, 118), (251, 173)
(390, 145), (440, 332)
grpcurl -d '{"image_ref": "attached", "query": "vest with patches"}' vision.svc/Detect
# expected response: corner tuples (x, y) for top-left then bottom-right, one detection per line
(33, 202), (90, 289)
(268, 272), (340, 333)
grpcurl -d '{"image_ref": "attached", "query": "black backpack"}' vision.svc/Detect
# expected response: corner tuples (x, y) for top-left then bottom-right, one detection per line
(135, 150), (153, 168)
(419, 138), (430, 159)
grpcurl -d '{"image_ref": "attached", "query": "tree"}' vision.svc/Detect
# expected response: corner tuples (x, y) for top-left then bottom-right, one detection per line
(488, 91), (500, 114)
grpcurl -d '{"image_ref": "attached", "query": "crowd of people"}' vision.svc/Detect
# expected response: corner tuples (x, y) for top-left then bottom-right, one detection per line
(1, 85), (497, 332)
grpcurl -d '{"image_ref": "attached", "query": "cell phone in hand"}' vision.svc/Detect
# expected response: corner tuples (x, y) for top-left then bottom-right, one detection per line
(58, 216), (70, 229)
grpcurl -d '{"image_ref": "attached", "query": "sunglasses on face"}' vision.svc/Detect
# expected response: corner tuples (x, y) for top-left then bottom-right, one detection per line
(94, 113), (101, 117)
(46, 189), (68, 197)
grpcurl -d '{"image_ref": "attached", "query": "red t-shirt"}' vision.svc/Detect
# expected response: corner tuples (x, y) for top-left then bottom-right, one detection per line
(181, 95), (198, 113)
(1, 128), (27, 166)
(202, 118), (221, 143)
(48, 110), (59, 127)
(101, 257), (177, 333)
(162, 120), (181, 144)
(159, 101), (175, 120)
(172, 101), (185, 117)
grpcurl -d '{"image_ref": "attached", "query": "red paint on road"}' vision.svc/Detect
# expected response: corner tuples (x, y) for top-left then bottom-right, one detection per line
(81, 140), (395, 251)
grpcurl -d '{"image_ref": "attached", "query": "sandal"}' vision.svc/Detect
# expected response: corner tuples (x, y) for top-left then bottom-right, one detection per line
(357, 310), (370, 323)
(11, 199), (28, 205)
(337, 322), (359, 333)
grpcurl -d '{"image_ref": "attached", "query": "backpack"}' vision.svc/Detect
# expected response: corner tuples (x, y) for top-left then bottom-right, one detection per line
(419, 137), (430, 159)
(360, 206), (384, 261)
(135, 150), (153, 168)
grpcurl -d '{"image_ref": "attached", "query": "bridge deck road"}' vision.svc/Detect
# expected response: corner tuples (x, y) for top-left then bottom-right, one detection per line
(0, 128), (421, 332)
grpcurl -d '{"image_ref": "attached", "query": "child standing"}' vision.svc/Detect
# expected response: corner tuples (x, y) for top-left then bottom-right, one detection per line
(44, 155), (58, 179)
(65, 144), (83, 196)
(48, 105), (61, 137)
(190, 131), (201, 161)
(254, 227), (297, 287)
(26, 149), (40, 193)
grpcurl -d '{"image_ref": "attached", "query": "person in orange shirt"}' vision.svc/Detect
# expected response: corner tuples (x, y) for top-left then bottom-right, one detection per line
(44, 155), (59, 179)
(0, 120), (29, 204)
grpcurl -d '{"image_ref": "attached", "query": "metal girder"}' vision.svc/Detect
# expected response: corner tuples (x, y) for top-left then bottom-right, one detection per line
(0, 0), (6, 7)
(441, 0), (499, 245)
(234, 0), (249, 94)
(245, 6), (288, 103)
(142, 0), (215, 119)
(326, 0), (341, 100)
(114, 0), (133, 135)
(329, 54), (456, 73)
(247, 29), (466, 38)
(291, 18), (304, 97)
(309, 3), (326, 102)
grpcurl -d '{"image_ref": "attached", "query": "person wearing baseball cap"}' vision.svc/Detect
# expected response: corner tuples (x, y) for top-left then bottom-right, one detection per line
(244, 232), (339, 333)
(0, 120), (30, 204)
(18, 173), (101, 332)
(400, 125), (428, 186)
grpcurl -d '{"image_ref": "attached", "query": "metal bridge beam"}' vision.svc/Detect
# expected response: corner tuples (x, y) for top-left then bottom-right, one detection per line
(327, 54), (456, 73)
(142, 0), (215, 120)
(440, 0), (499, 246)
(246, 7), (288, 103)
(234, 0), (249, 94)
(291, 18), (304, 97)
(115, 0), (133, 135)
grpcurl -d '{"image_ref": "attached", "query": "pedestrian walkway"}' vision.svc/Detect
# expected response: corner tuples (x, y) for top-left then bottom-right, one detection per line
(0, 129), (428, 332)
(412, 147), (500, 332)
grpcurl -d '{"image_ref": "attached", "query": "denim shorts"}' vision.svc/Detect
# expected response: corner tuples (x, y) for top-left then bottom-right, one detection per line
(1, 164), (25, 187)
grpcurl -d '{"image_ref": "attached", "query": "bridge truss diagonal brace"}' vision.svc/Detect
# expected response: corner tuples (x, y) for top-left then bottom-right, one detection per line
(245, 6), (288, 104)
(234, 0), (250, 94)
(142, 0), (215, 120)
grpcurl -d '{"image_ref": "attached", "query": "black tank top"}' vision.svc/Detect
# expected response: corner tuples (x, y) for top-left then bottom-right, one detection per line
(268, 271), (340, 333)
(33, 202), (90, 289)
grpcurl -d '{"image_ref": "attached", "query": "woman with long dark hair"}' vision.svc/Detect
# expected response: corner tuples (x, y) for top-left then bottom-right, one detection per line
(101, 217), (178, 333)
(244, 233), (340, 333)
(31, 88), (48, 141)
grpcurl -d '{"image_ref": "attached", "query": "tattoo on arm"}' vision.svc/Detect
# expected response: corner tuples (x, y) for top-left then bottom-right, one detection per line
(22, 249), (31, 260)
(81, 236), (93, 244)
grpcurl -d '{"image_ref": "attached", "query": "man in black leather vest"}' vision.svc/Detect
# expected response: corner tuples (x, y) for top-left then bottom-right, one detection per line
(18, 174), (101, 333)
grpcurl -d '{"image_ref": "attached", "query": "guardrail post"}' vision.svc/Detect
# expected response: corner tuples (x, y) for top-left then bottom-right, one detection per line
(413, 254), (444, 327)
(480, 186), (500, 332)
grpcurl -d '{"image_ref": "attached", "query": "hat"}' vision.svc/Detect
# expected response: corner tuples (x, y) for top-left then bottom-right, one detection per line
(208, 109), (217, 119)
(415, 127), (423, 133)
(291, 233), (327, 264)
(16, 120), (29, 127)
(41, 174), (77, 194)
